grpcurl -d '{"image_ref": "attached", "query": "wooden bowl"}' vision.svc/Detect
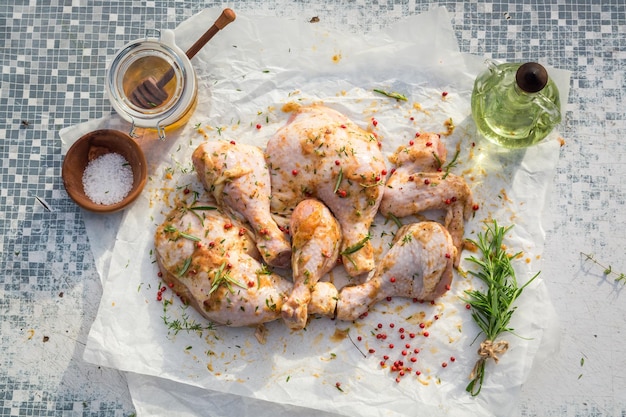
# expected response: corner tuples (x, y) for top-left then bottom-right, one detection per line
(62, 129), (147, 213)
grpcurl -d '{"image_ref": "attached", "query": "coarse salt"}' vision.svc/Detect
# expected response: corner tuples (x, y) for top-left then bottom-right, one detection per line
(82, 152), (134, 205)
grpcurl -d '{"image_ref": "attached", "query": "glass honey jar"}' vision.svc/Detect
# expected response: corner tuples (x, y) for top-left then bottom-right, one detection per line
(106, 29), (197, 140)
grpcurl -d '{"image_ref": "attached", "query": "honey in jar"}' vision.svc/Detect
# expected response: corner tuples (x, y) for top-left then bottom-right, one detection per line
(106, 29), (197, 139)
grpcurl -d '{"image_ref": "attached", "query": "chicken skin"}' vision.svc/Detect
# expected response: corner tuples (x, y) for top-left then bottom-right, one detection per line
(192, 140), (291, 268)
(336, 221), (456, 322)
(282, 199), (341, 330)
(307, 281), (338, 318)
(266, 105), (386, 277)
(380, 133), (473, 267)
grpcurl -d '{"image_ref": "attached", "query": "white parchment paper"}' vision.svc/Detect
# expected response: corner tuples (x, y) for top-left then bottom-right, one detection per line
(60, 7), (570, 417)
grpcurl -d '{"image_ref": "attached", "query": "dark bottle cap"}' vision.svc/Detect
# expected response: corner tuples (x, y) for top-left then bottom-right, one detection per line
(515, 62), (548, 93)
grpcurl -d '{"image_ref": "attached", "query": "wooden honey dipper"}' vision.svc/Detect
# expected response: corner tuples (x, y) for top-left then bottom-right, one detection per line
(130, 8), (236, 109)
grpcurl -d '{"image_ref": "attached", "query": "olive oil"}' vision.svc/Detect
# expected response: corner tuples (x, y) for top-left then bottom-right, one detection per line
(471, 61), (561, 148)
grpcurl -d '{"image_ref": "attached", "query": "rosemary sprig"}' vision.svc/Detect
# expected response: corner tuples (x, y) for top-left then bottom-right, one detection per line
(462, 221), (539, 396)
(373, 88), (408, 101)
(581, 252), (626, 284)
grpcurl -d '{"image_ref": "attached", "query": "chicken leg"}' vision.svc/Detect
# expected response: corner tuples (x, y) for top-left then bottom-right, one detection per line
(381, 133), (473, 266)
(282, 199), (341, 330)
(155, 198), (339, 327)
(380, 172), (472, 267)
(266, 105), (387, 277)
(192, 140), (291, 268)
(387, 131), (447, 173)
(155, 199), (292, 327)
(336, 221), (456, 322)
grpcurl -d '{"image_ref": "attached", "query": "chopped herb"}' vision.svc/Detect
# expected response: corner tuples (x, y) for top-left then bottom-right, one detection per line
(334, 168), (343, 194)
(442, 149), (460, 179)
(177, 257), (192, 277)
(209, 261), (246, 294)
(433, 149), (460, 179)
(341, 233), (371, 255)
(433, 152), (443, 169)
(256, 263), (272, 275)
(387, 213), (402, 228)
(373, 89), (408, 101)
(186, 204), (217, 226)
(178, 231), (201, 242)
(189, 205), (218, 211)
(265, 296), (277, 311)
(341, 234), (372, 269)
(161, 301), (214, 336)
(164, 225), (201, 242)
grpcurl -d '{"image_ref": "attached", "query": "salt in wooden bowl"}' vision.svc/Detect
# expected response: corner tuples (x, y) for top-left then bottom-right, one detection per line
(62, 129), (147, 213)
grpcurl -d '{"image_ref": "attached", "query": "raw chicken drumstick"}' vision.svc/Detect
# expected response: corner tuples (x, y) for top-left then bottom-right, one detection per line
(380, 133), (473, 267)
(336, 221), (456, 322)
(192, 140), (291, 268)
(154, 200), (336, 327)
(266, 105), (387, 277)
(282, 199), (341, 330)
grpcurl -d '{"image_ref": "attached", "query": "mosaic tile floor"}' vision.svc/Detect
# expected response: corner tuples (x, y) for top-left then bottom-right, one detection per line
(1, 1), (625, 416)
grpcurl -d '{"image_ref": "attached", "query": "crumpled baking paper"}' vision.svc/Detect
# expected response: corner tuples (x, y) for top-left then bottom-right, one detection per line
(60, 7), (570, 417)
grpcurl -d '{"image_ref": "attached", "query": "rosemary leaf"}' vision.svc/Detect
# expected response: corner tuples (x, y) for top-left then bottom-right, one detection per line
(340, 233), (371, 255)
(179, 231), (201, 242)
(177, 257), (192, 277)
(334, 168), (343, 194)
(373, 89), (408, 101)
(387, 213), (402, 228)
(190, 205), (218, 211)
(442, 149), (460, 179)
(433, 152), (443, 170)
